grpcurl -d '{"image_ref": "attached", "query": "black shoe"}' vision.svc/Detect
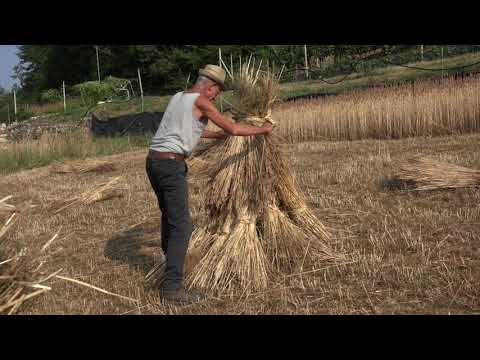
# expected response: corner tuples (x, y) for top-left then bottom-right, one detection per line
(159, 288), (206, 306)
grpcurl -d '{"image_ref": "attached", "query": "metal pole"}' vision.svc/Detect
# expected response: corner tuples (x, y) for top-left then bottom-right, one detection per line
(7, 103), (10, 124)
(63, 81), (66, 113)
(96, 46), (101, 82)
(137, 68), (144, 112)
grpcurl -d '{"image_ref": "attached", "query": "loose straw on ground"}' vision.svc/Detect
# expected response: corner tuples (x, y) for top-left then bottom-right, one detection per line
(0, 213), (16, 239)
(0, 215), (61, 314)
(0, 288), (50, 315)
(393, 157), (480, 191)
(0, 196), (16, 214)
(53, 176), (123, 214)
(55, 275), (138, 303)
(51, 159), (116, 174)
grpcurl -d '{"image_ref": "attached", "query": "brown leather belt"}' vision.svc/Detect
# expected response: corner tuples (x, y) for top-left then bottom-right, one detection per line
(148, 150), (185, 161)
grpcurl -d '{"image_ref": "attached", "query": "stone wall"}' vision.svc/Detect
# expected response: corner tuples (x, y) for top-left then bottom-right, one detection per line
(4, 116), (89, 142)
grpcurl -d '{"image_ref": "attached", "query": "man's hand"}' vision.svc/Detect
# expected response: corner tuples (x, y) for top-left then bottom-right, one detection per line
(217, 130), (230, 139)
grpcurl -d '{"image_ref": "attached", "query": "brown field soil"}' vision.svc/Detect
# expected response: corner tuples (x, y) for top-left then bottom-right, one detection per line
(1, 134), (479, 315)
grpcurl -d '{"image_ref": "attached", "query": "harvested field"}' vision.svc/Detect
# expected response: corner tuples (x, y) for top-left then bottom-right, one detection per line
(1, 134), (478, 314)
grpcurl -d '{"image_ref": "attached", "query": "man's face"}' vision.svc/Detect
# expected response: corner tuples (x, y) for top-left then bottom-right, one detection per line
(206, 84), (222, 102)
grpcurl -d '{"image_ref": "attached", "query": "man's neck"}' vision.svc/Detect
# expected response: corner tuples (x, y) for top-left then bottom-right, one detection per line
(187, 85), (205, 96)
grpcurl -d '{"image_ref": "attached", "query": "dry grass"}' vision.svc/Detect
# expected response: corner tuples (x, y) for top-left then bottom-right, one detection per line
(28, 102), (65, 115)
(274, 74), (480, 142)
(392, 157), (480, 191)
(51, 159), (116, 174)
(0, 213), (60, 314)
(0, 130), (147, 175)
(52, 176), (124, 215)
(0, 133), (478, 314)
(0, 195), (16, 214)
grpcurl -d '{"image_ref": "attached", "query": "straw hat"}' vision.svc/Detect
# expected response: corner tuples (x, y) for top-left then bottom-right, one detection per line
(199, 64), (227, 90)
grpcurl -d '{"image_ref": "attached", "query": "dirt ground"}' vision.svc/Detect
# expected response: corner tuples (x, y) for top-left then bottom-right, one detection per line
(1, 134), (479, 315)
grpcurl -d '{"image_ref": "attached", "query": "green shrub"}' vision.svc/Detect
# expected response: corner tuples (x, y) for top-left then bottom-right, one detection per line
(72, 77), (132, 107)
(73, 81), (116, 107)
(15, 108), (35, 122)
(104, 76), (130, 89)
(40, 89), (62, 103)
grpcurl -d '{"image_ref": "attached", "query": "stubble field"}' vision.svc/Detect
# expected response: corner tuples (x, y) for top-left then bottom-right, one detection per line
(1, 132), (478, 314)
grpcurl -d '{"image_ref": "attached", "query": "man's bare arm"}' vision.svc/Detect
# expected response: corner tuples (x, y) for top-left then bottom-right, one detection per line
(196, 96), (273, 136)
(201, 130), (229, 139)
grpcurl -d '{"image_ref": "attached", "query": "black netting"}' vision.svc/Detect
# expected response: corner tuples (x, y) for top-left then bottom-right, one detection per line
(90, 112), (164, 136)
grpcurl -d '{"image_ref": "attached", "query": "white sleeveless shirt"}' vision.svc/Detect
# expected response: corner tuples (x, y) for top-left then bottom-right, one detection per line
(150, 92), (207, 158)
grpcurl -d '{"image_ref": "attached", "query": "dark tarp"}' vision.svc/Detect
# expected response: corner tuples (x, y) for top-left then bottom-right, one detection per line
(90, 112), (164, 136)
(88, 95), (329, 138)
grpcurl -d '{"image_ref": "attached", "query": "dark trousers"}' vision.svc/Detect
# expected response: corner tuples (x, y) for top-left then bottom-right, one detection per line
(146, 156), (193, 291)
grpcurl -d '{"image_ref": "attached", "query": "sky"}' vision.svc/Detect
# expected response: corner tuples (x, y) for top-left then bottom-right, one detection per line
(0, 45), (20, 90)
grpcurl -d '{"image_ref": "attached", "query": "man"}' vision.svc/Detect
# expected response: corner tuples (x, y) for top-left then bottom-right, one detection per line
(146, 64), (273, 305)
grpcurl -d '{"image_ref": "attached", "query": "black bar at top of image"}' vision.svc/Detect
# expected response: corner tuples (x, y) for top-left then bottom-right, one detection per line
(0, 4), (478, 44)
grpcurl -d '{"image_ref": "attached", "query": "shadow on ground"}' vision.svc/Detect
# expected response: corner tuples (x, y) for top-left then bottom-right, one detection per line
(381, 177), (417, 191)
(104, 226), (162, 275)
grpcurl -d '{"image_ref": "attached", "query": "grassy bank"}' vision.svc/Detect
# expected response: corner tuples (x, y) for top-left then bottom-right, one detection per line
(279, 51), (480, 100)
(0, 131), (150, 175)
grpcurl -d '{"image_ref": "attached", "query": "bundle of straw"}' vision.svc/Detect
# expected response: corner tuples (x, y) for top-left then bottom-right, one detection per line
(187, 139), (225, 177)
(186, 157), (213, 178)
(0, 213), (60, 314)
(51, 159), (116, 174)
(394, 157), (480, 191)
(187, 57), (340, 293)
(53, 176), (124, 214)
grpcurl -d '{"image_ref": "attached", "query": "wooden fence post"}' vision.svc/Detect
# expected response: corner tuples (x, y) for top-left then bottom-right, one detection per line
(441, 46), (445, 77)
(218, 48), (223, 112)
(185, 74), (191, 91)
(304, 45), (309, 79)
(13, 90), (17, 121)
(137, 69), (144, 112)
(63, 81), (67, 113)
(96, 46), (101, 82)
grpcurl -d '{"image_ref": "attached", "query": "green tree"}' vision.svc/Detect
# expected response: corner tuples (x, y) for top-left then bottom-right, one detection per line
(14, 45), (425, 98)
(14, 45), (50, 93)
